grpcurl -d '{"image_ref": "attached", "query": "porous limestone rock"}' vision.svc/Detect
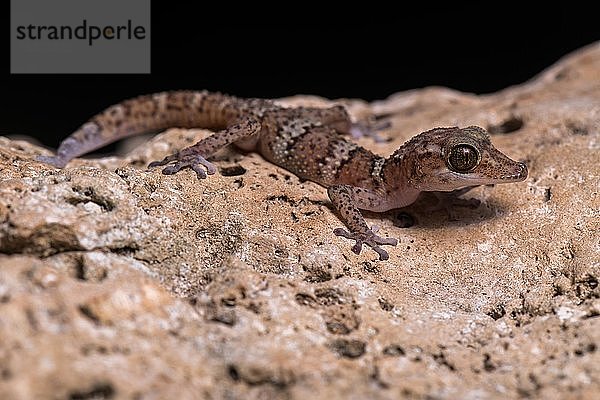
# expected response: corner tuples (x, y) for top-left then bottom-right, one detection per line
(0, 43), (598, 399)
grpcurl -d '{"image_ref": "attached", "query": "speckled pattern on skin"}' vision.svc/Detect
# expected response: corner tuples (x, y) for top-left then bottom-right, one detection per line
(38, 91), (528, 260)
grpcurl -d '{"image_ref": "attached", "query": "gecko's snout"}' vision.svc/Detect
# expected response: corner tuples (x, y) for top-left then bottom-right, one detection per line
(503, 161), (528, 182)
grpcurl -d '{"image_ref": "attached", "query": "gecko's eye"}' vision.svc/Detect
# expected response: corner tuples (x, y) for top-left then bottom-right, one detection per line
(447, 144), (480, 172)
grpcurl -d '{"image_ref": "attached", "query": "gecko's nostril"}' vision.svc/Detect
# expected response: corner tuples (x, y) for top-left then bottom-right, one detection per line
(517, 162), (528, 179)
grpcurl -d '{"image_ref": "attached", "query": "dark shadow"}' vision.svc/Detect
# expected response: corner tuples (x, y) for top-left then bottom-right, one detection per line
(360, 191), (511, 230)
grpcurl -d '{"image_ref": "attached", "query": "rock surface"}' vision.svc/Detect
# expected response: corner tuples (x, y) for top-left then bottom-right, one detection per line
(1, 43), (599, 399)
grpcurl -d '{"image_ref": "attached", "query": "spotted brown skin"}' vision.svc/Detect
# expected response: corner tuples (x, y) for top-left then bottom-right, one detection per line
(38, 91), (528, 260)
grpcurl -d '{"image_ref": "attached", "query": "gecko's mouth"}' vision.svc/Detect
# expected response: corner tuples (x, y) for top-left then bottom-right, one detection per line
(434, 161), (528, 190)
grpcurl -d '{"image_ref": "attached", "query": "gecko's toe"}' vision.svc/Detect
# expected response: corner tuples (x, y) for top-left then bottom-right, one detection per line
(191, 164), (208, 179)
(162, 164), (184, 175)
(372, 246), (390, 261)
(148, 153), (179, 168)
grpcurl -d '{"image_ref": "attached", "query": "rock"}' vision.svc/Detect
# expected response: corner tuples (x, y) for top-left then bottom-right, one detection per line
(1, 43), (599, 399)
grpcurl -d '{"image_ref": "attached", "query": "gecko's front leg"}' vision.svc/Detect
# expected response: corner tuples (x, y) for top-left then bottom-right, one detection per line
(149, 117), (261, 179)
(327, 185), (398, 261)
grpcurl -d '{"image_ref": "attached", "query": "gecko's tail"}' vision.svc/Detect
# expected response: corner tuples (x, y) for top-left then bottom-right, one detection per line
(36, 122), (106, 168)
(36, 155), (70, 169)
(37, 91), (236, 168)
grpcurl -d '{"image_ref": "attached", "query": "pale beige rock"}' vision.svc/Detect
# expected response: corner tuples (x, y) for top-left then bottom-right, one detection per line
(0, 43), (599, 399)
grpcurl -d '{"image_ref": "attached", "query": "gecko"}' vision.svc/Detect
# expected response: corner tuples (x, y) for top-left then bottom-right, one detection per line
(37, 91), (528, 260)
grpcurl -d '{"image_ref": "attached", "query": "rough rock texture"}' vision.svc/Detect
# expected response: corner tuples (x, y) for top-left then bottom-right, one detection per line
(1, 43), (599, 399)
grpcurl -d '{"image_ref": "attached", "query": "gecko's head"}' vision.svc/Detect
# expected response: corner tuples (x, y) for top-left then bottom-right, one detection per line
(402, 126), (528, 191)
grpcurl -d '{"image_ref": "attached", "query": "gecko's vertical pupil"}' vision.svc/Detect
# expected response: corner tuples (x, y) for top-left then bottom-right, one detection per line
(448, 144), (479, 172)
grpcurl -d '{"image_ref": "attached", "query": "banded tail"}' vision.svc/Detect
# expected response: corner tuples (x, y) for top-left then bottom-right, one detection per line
(37, 91), (244, 168)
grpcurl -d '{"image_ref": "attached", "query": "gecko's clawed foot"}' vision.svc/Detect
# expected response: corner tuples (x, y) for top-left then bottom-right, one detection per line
(148, 151), (216, 179)
(334, 225), (398, 261)
(349, 119), (392, 143)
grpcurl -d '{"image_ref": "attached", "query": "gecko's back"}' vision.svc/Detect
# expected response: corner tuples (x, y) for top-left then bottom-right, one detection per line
(255, 108), (382, 188)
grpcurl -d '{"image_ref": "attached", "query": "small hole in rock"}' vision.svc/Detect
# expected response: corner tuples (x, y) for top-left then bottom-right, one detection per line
(227, 365), (240, 381)
(587, 343), (597, 353)
(393, 212), (414, 228)
(580, 274), (598, 289)
(232, 178), (244, 189)
(69, 383), (115, 400)
(567, 121), (589, 136)
(363, 261), (379, 273)
(326, 321), (351, 335)
(483, 354), (496, 372)
(329, 339), (366, 359)
(378, 298), (394, 312)
(544, 188), (552, 202)
(382, 344), (405, 356)
(219, 165), (247, 177)
(75, 258), (86, 281)
(487, 116), (524, 134)
(78, 305), (101, 325)
(1, 369), (12, 380)
(303, 269), (332, 283)
(554, 67), (571, 81)
(486, 304), (506, 320)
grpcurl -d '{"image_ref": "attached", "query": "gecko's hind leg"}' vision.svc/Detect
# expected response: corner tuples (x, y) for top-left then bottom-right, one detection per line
(149, 117), (261, 179)
(349, 119), (392, 143)
(302, 105), (391, 143)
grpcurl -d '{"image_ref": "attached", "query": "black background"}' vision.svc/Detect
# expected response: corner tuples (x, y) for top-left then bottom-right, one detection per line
(2, 3), (598, 148)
